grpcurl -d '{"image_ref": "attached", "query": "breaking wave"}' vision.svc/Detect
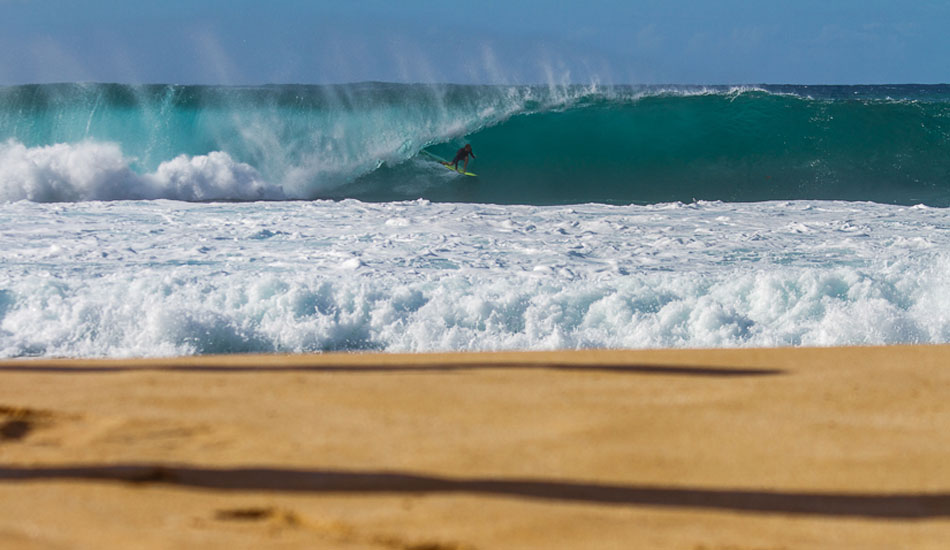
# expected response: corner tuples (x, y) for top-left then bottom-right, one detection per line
(1, 82), (949, 205)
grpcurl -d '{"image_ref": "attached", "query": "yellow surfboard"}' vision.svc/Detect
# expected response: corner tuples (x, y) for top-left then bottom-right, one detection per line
(421, 150), (477, 177)
(440, 162), (477, 177)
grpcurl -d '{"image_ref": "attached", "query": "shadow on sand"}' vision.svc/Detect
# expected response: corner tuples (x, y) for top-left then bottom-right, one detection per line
(0, 362), (783, 377)
(1, 464), (945, 519)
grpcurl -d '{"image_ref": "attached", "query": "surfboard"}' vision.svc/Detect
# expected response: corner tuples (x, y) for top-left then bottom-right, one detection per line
(442, 163), (477, 177)
(421, 150), (477, 177)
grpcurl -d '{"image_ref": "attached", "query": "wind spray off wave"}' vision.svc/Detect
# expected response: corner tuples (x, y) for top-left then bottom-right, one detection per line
(1, 83), (949, 205)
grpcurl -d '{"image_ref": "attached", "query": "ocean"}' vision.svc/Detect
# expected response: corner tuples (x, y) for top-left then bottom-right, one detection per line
(1, 82), (949, 358)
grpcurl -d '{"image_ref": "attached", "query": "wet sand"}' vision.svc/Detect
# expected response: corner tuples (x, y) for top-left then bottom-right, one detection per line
(1, 345), (948, 549)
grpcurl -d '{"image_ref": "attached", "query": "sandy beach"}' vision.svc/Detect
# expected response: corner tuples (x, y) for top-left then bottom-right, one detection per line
(1, 345), (948, 549)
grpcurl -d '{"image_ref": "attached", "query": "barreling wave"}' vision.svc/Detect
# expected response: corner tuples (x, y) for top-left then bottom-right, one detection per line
(1, 82), (949, 205)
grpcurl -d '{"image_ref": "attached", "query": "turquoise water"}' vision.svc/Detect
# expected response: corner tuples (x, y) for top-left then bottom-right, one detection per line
(2, 83), (948, 205)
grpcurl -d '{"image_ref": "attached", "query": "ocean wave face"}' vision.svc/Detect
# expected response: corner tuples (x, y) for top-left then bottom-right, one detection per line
(1, 83), (949, 206)
(1, 199), (949, 358)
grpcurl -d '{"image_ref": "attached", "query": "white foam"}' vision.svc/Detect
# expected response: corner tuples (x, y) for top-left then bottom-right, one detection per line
(149, 151), (283, 201)
(0, 140), (138, 202)
(1, 199), (949, 358)
(0, 139), (284, 202)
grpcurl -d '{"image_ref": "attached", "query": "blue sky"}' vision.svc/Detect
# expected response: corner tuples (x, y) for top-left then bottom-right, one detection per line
(1, 0), (947, 85)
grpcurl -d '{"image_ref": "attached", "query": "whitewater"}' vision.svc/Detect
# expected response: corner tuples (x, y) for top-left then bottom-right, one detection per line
(1, 83), (949, 358)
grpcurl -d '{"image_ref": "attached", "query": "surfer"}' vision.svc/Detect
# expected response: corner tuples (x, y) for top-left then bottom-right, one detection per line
(447, 144), (476, 173)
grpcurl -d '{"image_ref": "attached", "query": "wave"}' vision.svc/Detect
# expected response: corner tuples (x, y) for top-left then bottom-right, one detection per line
(1, 83), (949, 205)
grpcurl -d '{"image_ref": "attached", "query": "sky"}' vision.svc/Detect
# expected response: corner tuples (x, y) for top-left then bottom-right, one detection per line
(0, 0), (947, 85)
